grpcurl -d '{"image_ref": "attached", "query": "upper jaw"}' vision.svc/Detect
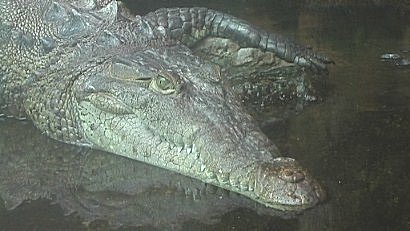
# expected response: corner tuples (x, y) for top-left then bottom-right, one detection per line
(251, 158), (326, 210)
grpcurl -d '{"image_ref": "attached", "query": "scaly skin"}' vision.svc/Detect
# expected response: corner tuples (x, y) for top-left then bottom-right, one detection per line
(0, 121), (292, 228)
(0, 0), (328, 211)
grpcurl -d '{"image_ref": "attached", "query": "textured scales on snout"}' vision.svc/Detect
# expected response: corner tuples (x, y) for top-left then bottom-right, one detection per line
(0, 0), (330, 211)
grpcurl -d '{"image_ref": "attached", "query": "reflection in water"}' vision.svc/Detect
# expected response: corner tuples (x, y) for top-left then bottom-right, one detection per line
(1, 0), (409, 230)
(0, 120), (294, 230)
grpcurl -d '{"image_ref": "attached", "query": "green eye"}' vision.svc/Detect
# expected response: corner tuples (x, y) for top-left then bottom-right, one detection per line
(150, 74), (176, 94)
(157, 76), (172, 90)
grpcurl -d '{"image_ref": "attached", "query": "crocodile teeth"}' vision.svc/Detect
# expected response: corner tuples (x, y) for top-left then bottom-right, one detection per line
(192, 143), (196, 153)
(177, 146), (183, 153)
(185, 144), (192, 154)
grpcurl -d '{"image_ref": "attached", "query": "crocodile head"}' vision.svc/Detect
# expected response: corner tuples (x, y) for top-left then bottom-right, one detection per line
(72, 45), (325, 211)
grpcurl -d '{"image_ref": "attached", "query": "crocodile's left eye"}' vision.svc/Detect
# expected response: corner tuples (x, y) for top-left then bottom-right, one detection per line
(150, 74), (176, 95)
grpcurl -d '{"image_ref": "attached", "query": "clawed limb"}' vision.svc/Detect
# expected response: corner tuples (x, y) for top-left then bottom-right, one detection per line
(142, 7), (333, 72)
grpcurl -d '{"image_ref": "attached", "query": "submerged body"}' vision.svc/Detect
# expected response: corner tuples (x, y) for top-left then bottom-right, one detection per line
(0, 0), (330, 211)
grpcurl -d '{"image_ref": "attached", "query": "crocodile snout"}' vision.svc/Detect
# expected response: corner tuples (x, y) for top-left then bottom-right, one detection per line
(253, 157), (326, 210)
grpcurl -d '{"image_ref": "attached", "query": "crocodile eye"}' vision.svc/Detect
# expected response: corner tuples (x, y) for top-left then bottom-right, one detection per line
(156, 75), (172, 90)
(150, 74), (176, 95)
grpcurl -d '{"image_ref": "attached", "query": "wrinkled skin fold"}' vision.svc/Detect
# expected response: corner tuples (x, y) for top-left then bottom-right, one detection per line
(0, 0), (329, 211)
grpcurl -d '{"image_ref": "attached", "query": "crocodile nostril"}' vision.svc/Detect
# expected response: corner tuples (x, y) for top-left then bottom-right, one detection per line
(279, 169), (305, 183)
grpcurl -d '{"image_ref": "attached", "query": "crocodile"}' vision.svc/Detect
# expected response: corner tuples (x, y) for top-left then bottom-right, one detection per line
(0, 120), (291, 228)
(0, 0), (331, 211)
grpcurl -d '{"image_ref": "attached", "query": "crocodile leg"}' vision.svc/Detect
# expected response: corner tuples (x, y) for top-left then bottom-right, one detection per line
(141, 7), (331, 116)
(190, 36), (321, 111)
(142, 7), (333, 73)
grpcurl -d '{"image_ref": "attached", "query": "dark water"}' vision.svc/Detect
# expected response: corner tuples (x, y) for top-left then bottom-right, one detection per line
(1, 0), (409, 230)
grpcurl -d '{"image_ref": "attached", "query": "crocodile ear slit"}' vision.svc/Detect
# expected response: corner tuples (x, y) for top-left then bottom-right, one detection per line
(110, 61), (153, 82)
(85, 92), (133, 115)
